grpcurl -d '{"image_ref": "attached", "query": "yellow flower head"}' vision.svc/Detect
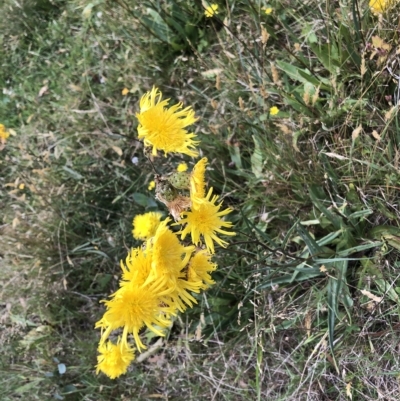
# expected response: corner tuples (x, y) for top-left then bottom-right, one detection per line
(269, 106), (279, 116)
(168, 277), (200, 312)
(136, 87), (199, 157)
(132, 212), (163, 241)
(205, 4), (219, 17)
(0, 124), (10, 143)
(188, 250), (217, 290)
(148, 180), (156, 190)
(147, 218), (194, 286)
(120, 247), (152, 286)
(96, 279), (175, 351)
(264, 7), (273, 14)
(177, 162), (188, 172)
(190, 157), (208, 202)
(96, 339), (135, 379)
(122, 87), (129, 96)
(369, 0), (389, 13)
(179, 188), (235, 254)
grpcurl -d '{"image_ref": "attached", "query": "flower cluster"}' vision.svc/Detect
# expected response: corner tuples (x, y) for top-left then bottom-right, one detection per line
(95, 87), (235, 379)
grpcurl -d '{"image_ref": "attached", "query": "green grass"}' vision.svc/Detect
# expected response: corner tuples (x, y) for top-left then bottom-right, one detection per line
(2, 0), (400, 399)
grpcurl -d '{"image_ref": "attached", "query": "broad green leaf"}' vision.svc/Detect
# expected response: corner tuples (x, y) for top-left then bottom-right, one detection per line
(277, 60), (320, 86)
(369, 225), (400, 239)
(142, 9), (174, 44)
(229, 144), (242, 169)
(132, 192), (152, 207)
(309, 43), (341, 74)
(281, 93), (314, 117)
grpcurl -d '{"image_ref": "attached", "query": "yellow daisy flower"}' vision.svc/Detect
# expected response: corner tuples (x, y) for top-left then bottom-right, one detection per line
(177, 162), (188, 172)
(122, 87), (129, 96)
(179, 188), (235, 254)
(264, 7), (273, 14)
(96, 339), (135, 379)
(269, 106), (279, 116)
(369, 0), (390, 13)
(205, 4), (219, 17)
(132, 212), (163, 241)
(188, 250), (217, 290)
(136, 87), (199, 157)
(120, 247), (152, 286)
(147, 218), (194, 287)
(96, 278), (175, 351)
(148, 180), (156, 190)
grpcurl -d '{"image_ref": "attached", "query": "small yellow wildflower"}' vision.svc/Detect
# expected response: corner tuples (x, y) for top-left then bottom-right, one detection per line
(0, 124), (10, 144)
(96, 339), (135, 379)
(264, 7), (273, 14)
(122, 87), (129, 96)
(369, 0), (388, 13)
(148, 180), (156, 190)
(132, 211), (163, 241)
(205, 4), (219, 17)
(177, 162), (188, 172)
(179, 188), (235, 254)
(269, 106), (279, 116)
(136, 87), (199, 157)
(19, 183), (25, 190)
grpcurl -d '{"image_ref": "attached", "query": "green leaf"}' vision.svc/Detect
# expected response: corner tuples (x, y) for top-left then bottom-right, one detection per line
(338, 23), (361, 68)
(336, 241), (383, 257)
(281, 93), (314, 117)
(62, 166), (83, 180)
(277, 60), (318, 85)
(277, 60), (331, 90)
(132, 192), (153, 207)
(369, 225), (400, 239)
(228, 144), (242, 169)
(309, 185), (342, 230)
(327, 259), (348, 373)
(384, 235), (400, 251)
(256, 267), (323, 290)
(363, 259), (399, 303)
(62, 384), (78, 394)
(16, 379), (45, 394)
(142, 9), (174, 44)
(309, 42), (341, 74)
(327, 276), (337, 351)
(296, 223), (323, 256)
